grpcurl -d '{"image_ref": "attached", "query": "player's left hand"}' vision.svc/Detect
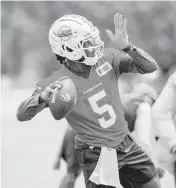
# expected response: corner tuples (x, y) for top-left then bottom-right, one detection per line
(106, 12), (129, 50)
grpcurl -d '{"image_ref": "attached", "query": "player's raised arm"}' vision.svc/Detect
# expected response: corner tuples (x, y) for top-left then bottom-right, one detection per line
(106, 12), (157, 74)
(16, 82), (62, 121)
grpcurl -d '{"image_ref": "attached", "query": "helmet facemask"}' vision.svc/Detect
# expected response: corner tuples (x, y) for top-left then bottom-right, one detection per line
(79, 27), (104, 66)
(60, 27), (104, 66)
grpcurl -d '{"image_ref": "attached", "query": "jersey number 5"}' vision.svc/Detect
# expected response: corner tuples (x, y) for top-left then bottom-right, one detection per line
(88, 90), (116, 128)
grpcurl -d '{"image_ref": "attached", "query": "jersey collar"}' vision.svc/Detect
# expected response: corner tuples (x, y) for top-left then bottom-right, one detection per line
(64, 62), (92, 79)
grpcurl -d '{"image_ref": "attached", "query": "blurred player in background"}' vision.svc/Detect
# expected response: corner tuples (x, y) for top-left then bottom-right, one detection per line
(53, 126), (81, 188)
(16, 13), (160, 188)
(152, 71), (176, 175)
(127, 83), (158, 155)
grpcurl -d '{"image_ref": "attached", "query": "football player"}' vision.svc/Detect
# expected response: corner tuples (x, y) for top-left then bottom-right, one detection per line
(53, 86), (164, 188)
(52, 93), (144, 188)
(152, 71), (176, 175)
(121, 83), (165, 180)
(16, 13), (161, 188)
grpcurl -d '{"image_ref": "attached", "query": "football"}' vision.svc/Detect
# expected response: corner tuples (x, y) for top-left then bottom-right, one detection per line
(48, 77), (77, 120)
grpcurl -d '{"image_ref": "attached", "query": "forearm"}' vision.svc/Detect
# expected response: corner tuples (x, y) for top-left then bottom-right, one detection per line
(16, 94), (47, 121)
(123, 43), (157, 73)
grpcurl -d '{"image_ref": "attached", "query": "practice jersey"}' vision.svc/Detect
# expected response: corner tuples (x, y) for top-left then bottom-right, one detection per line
(46, 49), (128, 147)
(16, 47), (157, 148)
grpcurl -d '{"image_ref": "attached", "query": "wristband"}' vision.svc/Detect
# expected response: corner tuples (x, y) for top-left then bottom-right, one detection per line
(122, 42), (136, 53)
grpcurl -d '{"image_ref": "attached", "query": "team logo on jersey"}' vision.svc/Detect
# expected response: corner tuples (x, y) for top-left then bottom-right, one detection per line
(96, 61), (112, 77)
(55, 26), (73, 41)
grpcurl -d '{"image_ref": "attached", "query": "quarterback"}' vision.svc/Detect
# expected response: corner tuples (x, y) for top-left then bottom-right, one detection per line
(53, 87), (164, 188)
(17, 13), (160, 188)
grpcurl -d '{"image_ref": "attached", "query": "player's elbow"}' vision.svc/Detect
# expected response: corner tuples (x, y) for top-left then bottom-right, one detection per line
(16, 112), (28, 122)
(16, 116), (25, 122)
(16, 113), (24, 121)
(149, 56), (158, 72)
(144, 60), (158, 73)
(16, 108), (31, 122)
(135, 60), (157, 74)
(148, 62), (157, 73)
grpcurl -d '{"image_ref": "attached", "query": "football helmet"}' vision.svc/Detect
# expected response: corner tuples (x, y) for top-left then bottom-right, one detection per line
(49, 14), (104, 66)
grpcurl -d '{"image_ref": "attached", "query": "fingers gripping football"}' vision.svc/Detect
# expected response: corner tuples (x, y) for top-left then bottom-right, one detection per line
(40, 82), (63, 101)
(48, 78), (77, 120)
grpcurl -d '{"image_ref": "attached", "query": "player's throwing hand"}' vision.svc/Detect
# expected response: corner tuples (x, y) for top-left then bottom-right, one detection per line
(40, 81), (62, 101)
(106, 12), (129, 50)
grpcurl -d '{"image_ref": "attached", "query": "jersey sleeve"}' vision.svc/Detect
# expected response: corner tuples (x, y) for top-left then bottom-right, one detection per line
(121, 45), (157, 74)
(16, 70), (62, 121)
(104, 48), (135, 77)
(105, 45), (157, 77)
(16, 82), (48, 121)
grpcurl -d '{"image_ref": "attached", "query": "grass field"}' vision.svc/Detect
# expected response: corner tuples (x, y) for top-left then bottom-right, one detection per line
(1, 87), (175, 188)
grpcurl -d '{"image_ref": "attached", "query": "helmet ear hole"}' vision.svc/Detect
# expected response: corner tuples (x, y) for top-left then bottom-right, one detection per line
(66, 47), (73, 52)
(62, 45), (73, 52)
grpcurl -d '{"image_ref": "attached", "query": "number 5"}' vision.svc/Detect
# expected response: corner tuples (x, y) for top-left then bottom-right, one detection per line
(88, 90), (116, 128)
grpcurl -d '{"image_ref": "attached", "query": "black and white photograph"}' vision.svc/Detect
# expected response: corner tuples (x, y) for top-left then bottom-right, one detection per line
(1, 1), (176, 188)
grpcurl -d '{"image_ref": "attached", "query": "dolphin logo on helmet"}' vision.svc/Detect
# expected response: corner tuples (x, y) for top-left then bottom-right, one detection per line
(57, 26), (73, 41)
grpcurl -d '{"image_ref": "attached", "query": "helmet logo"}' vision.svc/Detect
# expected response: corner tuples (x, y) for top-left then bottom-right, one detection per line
(57, 26), (73, 41)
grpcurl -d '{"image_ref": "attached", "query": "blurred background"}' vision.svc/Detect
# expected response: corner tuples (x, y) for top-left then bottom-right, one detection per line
(2, 1), (176, 88)
(1, 1), (176, 188)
